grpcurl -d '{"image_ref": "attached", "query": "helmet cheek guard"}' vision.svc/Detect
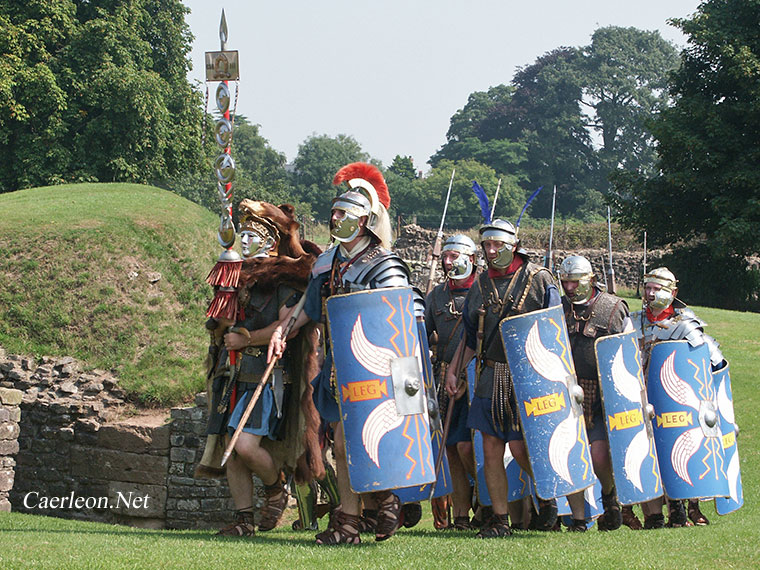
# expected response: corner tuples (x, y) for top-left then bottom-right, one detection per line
(559, 255), (595, 304)
(644, 267), (678, 310)
(479, 220), (518, 270)
(448, 255), (473, 280)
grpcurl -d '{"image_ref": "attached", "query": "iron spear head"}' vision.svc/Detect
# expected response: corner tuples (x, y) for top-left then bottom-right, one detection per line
(219, 9), (228, 50)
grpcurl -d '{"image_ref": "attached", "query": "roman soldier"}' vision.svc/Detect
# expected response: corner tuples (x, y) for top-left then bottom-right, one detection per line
(268, 163), (423, 545)
(198, 200), (322, 537)
(559, 255), (631, 531)
(632, 267), (727, 529)
(445, 219), (561, 538)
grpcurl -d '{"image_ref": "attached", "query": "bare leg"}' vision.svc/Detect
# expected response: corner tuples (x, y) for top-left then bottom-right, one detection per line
(482, 433), (508, 516)
(332, 421), (360, 516)
(447, 444), (472, 518)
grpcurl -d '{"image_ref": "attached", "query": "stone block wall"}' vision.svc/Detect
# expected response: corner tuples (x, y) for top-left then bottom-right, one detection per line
(0, 385), (22, 512)
(165, 394), (235, 530)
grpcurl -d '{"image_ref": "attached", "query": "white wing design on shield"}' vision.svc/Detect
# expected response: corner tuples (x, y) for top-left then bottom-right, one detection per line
(726, 450), (741, 502)
(548, 414), (576, 484)
(351, 314), (397, 376)
(584, 484), (598, 510)
(526, 321), (570, 386)
(717, 379), (735, 425)
(671, 427), (703, 485)
(362, 399), (404, 468)
(623, 428), (650, 492)
(660, 351), (701, 411)
(611, 346), (642, 403)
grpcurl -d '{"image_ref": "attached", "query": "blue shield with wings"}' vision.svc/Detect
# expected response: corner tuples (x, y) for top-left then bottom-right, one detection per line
(500, 304), (596, 500)
(713, 365), (743, 515)
(595, 331), (663, 505)
(647, 341), (729, 500)
(326, 287), (436, 493)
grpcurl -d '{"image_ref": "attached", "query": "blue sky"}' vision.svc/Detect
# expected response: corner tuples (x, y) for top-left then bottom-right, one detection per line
(182, 1), (701, 173)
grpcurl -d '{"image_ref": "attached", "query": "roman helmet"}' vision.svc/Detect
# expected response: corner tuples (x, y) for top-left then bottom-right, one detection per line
(237, 202), (280, 259)
(479, 219), (518, 269)
(331, 162), (392, 249)
(441, 234), (477, 280)
(558, 255), (596, 304)
(644, 267), (678, 310)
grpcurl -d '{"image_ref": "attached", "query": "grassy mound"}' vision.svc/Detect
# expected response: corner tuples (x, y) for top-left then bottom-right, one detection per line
(0, 183), (220, 405)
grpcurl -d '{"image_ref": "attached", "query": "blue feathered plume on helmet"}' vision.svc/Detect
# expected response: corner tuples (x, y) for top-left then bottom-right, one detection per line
(472, 180), (491, 224)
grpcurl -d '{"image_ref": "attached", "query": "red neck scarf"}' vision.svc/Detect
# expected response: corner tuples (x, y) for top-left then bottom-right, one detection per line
(646, 304), (675, 323)
(448, 273), (476, 291)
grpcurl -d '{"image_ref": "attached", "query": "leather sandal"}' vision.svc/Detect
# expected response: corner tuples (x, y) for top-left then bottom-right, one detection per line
(621, 505), (643, 530)
(258, 480), (289, 531)
(476, 513), (512, 538)
(452, 515), (473, 531)
(688, 500), (709, 526)
(358, 508), (378, 533)
(315, 509), (361, 545)
(374, 491), (401, 541)
(216, 509), (255, 537)
(598, 488), (622, 531)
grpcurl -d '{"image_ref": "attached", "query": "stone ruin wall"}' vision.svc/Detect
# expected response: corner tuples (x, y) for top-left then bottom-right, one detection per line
(0, 348), (244, 530)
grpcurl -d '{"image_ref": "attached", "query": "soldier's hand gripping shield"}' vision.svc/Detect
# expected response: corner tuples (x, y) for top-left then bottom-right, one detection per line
(326, 287), (436, 493)
(396, 318), (453, 503)
(500, 304), (596, 500)
(647, 341), (729, 500)
(595, 330), (663, 505)
(713, 364), (743, 514)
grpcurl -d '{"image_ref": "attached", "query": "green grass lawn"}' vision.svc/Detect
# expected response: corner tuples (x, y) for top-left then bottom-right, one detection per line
(1, 300), (757, 568)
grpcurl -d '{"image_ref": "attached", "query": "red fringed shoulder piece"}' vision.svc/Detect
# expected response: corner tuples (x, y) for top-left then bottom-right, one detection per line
(333, 162), (390, 209)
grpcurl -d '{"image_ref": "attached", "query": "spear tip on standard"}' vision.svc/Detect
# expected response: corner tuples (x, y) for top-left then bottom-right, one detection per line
(219, 9), (228, 48)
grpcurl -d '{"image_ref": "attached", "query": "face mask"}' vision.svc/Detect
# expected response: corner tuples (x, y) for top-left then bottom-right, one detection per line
(330, 209), (362, 242)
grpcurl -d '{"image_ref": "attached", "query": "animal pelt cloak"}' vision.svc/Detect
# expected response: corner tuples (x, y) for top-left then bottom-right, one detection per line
(195, 201), (325, 485)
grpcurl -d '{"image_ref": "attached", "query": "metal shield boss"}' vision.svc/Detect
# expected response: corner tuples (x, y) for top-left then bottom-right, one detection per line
(647, 340), (729, 500)
(500, 304), (596, 500)
(326, 287), (436, 493)
(713, 364), (743, 514)
(396, 319), (453, 502)
(595, 331), (663, 505)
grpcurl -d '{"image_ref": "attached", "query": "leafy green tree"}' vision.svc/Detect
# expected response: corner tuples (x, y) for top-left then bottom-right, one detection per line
(580, 27), (679, 186)
(0, 0), (203, 192)
(402, 159), (523, 229)
(610, 0), (760, 309)
(388, 155), (417, 180)
(290, 134), (370, 221)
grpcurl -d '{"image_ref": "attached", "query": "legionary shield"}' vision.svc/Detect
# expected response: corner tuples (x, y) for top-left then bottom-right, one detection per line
(326, 287), (436, 493)
(395, 320), (453, 503)
(555, 478), (603, 526)
(595, 331), (663, 505)
(647, 341), (729, 500)
(500, 304), (596, 500)
(713, 365), (743, 514)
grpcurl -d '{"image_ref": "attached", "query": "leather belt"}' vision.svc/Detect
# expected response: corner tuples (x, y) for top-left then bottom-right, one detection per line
(483, 359), (506, 368)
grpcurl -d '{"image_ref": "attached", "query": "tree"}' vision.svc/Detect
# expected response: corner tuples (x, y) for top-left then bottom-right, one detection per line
(0, 1), (203, 192)
(388, 155), (417, 180)
(400, 159), (523, 229)
(580, 27), (680, 185)
(290, 134), (370, 221)
(610, 0), (760, 309)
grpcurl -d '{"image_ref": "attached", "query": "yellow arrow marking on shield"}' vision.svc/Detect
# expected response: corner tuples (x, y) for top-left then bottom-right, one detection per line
(656, 411), (693, 428)
(608, 409), (644, 431)
(524, 392), (566, 417)
(342, 379), (388, 402)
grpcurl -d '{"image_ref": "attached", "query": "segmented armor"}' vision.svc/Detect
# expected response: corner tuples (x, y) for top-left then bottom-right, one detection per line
(631, 301), (725, 371)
